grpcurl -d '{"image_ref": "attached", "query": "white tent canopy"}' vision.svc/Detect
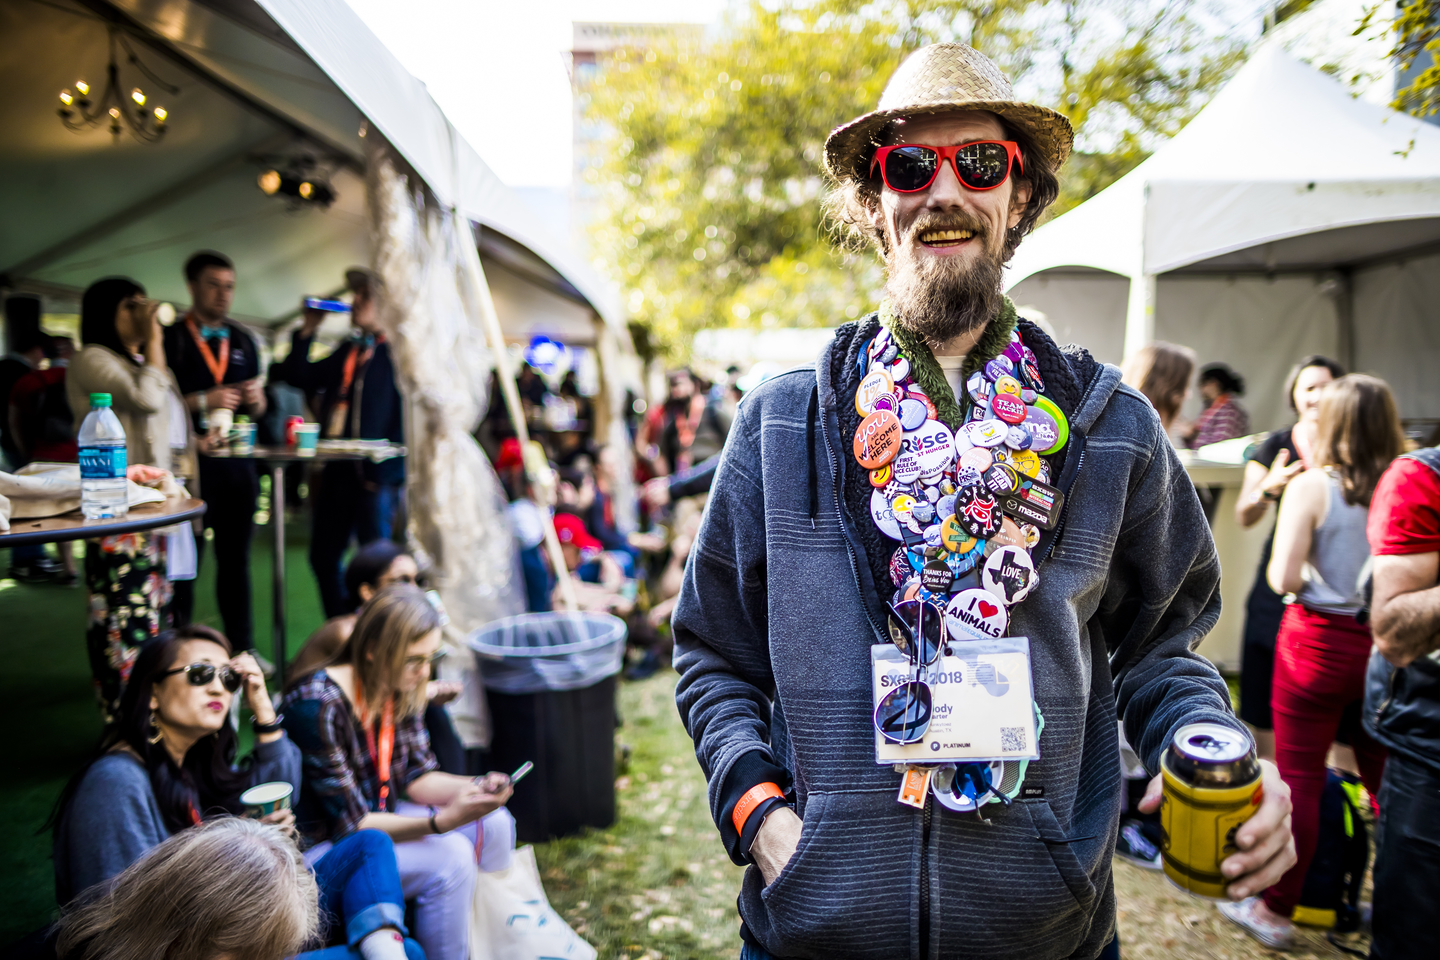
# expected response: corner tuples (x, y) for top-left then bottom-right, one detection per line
(1, 0), (621, 339)
(1006, 44), (1440, 433)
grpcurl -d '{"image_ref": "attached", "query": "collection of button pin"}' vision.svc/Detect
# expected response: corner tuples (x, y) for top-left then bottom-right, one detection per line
(855, 325), (1070, 644)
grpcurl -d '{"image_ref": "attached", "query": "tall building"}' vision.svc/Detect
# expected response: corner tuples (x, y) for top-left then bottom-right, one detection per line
(566, 22), (705, 256)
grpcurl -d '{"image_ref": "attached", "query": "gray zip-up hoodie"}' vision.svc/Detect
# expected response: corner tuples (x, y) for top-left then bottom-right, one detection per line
(673, 315), (1244, 960)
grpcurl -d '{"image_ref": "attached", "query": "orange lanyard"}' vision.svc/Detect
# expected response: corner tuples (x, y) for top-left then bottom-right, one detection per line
(362, 700), (395, 812)
(355, 673), (396, 813)
(339, 339), (376, 399)
(185, 315), (229, 385)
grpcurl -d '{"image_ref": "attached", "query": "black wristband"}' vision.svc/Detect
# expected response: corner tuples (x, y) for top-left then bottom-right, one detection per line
(739, 795), (790, 858)
(252, 713), (284, 734)
(428, 807), (442, 834)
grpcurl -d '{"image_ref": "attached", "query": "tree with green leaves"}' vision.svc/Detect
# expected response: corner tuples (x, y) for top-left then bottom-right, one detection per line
(581, 0), (1249, 356)
(1362, 0), (1439, 117)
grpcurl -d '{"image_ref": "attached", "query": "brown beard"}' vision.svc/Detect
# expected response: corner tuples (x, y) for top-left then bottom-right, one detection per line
(883, 212), (1005, 346)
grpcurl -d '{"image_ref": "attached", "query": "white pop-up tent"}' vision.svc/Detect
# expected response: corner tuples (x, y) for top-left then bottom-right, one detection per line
(0, 0), (633, 735)
(1006, 43), (1440, 433)
(1, 0), (622, 343)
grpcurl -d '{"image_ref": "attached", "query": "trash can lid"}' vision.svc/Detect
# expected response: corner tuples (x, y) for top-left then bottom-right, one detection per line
(467, 611), (627, 659)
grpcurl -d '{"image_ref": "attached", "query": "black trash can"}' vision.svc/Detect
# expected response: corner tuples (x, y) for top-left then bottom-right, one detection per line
(469, 612), (626, 842)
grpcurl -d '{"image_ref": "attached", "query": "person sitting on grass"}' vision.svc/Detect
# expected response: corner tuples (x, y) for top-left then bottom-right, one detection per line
(288, 541), (466, 775)
(50, 626), (420, 960)
(283, 585), (516, 960)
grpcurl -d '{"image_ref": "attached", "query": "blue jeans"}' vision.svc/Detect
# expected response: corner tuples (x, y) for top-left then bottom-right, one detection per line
(311, 829), (409, 947)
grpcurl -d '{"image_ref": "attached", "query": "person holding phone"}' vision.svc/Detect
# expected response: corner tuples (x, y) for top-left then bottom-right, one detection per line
(67, 277), (198, 721)
(272, 268), (406, 618)
(51, 625), (420, 960)
(163, 251), (266, 650)
(284, 584), (515, 960)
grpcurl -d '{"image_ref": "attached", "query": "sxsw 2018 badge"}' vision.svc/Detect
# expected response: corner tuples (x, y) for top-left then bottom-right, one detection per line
(946, 587), (1008, 640)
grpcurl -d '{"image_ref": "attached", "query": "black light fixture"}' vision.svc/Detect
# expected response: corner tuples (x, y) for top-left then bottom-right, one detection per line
(256, 155), (338, 209)
(58, 29), (177, 143)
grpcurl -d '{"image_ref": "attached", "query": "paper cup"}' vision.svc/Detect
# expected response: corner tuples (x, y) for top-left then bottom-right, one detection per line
(294, 423), (320, 457)
(239, 781), (293, 817)
(230, 422), (256, 456)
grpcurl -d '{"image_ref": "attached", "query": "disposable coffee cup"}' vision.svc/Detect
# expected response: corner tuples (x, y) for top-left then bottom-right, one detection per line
(239, 781), (293, 818)
(230, 421), (256, 456)
(208, 408), (233, 453)
(294, 423), (320, 457)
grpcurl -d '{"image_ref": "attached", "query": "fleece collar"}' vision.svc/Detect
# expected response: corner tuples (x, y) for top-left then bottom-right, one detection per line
(877, 297), (1019, 432)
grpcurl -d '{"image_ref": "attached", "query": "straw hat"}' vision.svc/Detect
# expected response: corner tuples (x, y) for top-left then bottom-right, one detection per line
(825, 43), (1074, 183)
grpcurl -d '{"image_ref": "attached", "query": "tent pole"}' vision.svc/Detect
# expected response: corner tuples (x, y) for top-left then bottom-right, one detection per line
(1122, 272), (1156, 362)
(457, 218), (579, 612)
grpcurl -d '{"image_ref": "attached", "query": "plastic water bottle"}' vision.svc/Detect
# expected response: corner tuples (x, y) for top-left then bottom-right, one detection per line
(78, 393), (129, 520)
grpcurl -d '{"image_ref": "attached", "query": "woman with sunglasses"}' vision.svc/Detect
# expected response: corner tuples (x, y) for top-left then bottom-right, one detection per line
(51, 626), (422, 960)
(284, 585), (515, 960)
(66, 277), (198, 724)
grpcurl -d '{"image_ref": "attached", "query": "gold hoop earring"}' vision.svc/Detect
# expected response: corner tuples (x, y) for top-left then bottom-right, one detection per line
(147, 710), (164, 745)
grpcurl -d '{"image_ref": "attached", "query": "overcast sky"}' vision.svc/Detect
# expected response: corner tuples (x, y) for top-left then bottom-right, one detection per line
(341, 0), (729, 188)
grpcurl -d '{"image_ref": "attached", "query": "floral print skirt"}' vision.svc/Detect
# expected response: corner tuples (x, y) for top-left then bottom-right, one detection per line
(85, 532), (171, 724)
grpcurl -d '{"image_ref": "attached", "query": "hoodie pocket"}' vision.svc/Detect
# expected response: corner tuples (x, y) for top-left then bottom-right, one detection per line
(1022, 799), (1099, 909)
(928, 799), (1099, 959)
(757, 791), (915, 959)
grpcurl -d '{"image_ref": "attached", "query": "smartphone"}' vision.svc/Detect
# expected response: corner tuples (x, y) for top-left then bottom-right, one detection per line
(303, 297), (352, 314)
(474, 760), (533, 788)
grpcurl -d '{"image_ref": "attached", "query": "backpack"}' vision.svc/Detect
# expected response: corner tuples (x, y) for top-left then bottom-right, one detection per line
(1293, 769), (1368, 932)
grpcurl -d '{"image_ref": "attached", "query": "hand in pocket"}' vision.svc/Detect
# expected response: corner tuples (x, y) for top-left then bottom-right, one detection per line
(752, 806), (803, 886)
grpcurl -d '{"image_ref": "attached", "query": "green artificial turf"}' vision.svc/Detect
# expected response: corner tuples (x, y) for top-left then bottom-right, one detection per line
(0, 507), (326, 942)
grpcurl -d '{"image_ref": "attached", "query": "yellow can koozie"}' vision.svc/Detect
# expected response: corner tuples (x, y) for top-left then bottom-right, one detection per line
(1158, 723), (1262, 900)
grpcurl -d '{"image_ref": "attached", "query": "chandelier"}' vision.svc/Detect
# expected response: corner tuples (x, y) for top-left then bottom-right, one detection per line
(58, 29), (177, 143)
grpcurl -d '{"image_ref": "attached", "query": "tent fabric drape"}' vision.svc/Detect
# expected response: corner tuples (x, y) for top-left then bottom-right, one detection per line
(369, 149), (525, 747)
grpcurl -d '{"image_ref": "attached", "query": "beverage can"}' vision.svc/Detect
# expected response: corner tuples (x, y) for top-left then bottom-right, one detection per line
(285, 415), (304, 446)
(1159, 722), (1262, 899)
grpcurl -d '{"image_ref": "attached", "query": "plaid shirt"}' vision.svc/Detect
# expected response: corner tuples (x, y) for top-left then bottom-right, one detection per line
(1190, 395), (1250, 449)
(282, 670), (438, 840)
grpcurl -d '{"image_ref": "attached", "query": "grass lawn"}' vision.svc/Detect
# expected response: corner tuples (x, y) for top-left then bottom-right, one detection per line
(534, 673), (744, 960)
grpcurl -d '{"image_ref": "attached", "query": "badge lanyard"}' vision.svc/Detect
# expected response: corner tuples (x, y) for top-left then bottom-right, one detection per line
(184, 314), (230, 385)
(355, 678), (395, 813)
(328, 337), (377, 438)
(857, 321), (1069, 810)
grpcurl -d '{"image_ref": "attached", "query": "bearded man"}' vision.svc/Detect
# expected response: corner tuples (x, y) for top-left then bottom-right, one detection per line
(673, 43), (1296, 960)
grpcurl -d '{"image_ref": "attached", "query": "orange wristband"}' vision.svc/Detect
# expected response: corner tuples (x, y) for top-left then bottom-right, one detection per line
(732, 782), (785, 835)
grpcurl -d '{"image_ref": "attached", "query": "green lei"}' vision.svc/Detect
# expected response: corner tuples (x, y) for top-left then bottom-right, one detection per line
(877, 297), (1020, 432)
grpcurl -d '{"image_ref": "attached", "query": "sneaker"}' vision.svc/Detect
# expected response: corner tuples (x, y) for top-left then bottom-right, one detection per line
(8, 562), (56, 583)
(1115, 820), (1162, 870)
(624, 650), (661, 681)
(1218, 897), (1294, 950)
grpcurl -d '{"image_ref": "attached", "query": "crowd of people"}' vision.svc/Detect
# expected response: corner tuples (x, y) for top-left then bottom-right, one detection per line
(1114, 341), (1439, 954)
(7, 39), (1440, 960)
(2, 244), (747, 959)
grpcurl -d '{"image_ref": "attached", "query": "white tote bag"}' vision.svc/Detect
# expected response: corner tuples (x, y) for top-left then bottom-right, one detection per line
(468, 845), (596, 960)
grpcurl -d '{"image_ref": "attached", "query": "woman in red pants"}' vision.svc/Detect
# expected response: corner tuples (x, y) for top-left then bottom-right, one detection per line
(1219, 374), (1404, 949)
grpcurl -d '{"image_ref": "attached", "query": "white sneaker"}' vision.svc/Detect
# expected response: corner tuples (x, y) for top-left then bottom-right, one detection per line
(1217, 897), (1294, 950)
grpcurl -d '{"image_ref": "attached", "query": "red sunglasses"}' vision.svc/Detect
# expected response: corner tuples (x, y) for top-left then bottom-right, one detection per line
(870, 141), (1025, 193)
